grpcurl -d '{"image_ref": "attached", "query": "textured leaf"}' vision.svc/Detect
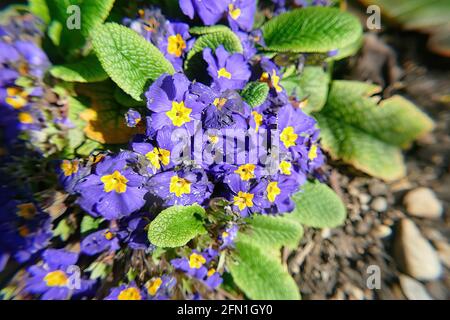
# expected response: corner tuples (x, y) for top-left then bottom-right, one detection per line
(189, 25), (231, 35)
(281, 66), (330, 113)
(262, 7), (362, 53)
(50, 55), (108, 83)
(239, 214), (303, 250)
(291, 180), (346, 229)
(92, 23), (175, 101)
(229, 238), (300, 300)
(241, 82), (269, 108)
(148, 204), (206, 248)
(80, 215), (103, 234)
(185, 27), (243, 79)
(313, 80), (434, 180)
(29, 0), (50, 24)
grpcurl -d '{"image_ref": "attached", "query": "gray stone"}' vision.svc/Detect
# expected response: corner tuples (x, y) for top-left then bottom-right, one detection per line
(371, 197), (388, 212)
(404, 187), (443, 219)
(394, 219), (442, 281)
(399, 274), (433, 300)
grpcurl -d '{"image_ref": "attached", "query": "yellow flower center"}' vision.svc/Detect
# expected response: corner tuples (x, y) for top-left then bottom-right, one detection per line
(280, 126), (298, 148)
(166, 101), (192, 127)
(233, 191), (254, 211)
(260, 70), (283, 93)
(267, 181), (281, 203)
(44, 270), (69, 287)
(167, 34), (186, 57)
(169, 175), (191, 197)
(222, 231), (229, 239)
(6, 87), (28, 109)
(118, 287), (142, 300)
(217, 67), (232, 79)
(228, 4), (242, 20)
(208, 134), (219, 144)
(18, 226), (30, 237)
(18, 112), (33, 124)
(16, 203), (37, 219)
(60, 160), (79, 177)
(207, 268), (216, 277)
(147, 277), (162, 296)
(213, 97), (228, 110)
(308, 144), (318, 161)
(189, 253), (206, 269)
(100, 170), (128, 193)
(234, 164), (256, 181)
(279, 161), (292, 175)
(104, 230), (114, 240)
(252, 111), (263, 132)
(145, 148), (171, 169)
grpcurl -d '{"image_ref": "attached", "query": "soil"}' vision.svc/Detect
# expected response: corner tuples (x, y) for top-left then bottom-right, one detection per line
(289, 8), (450, 300)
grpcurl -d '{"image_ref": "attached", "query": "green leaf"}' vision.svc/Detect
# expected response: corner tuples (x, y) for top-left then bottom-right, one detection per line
(189, 25), (231, 35)
(241, 82), (269, 108)
(29, 0), (50, 24)
(239, 214), (303, 250)
(53, 219), (73, 241)
(291, 180), (346, 229)
(148, 204), (206, 248)
(229, 238), (300, 300)
(47, 20), (62, 46)
(92, 23), (175, 101)
(50, 55), (108, 83)
(281, 66), (330, 113)
(80, 215), (103, 234)
(261, 7), (362, 53)
(86, 262), (109, 280)
(185, 27), (243, 79)
(313, 80), (434, 181)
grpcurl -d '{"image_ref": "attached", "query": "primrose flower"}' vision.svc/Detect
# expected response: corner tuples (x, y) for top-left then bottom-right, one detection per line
(261, 173), (305, 214)
(190, 82), (250, 129)
(145, 275), (176, 300)
(203, 45), (251, 91)
(145, 73), (204, 131)
(277, 104), (316, 157)
(219, 224), (238, 249)
(0, 191), (52, 267)
(118, 212), (151, 250)
(171, 249), (223, 289)
(259, 58), (285, 97)
(74, 152), (148, 220)
(125, 109), (142, 128)
(124, 8), (168, 45)
(148, 168), (213, 206)
(57, 159), (90, 194)
(179, 0), (229, 25)
(25, 249), (93, 300)
(80, 228), (121, 256)
(224, 175), (267, 217)
(105, 282), (145, 300)
(158, 22), (191, 71)
(227, 0), (256, 32)
(131, 127), (176, 173)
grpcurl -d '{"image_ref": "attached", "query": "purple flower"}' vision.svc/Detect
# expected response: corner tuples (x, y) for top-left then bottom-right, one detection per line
(219, 224), (238, 249)
(25, 249), (93, 300)
(203, 45), (251, 91)
(57, 159), (90, 194)
(227, 0), (256, 32)
(190, 82), (250, 129)
(179, 0), (229, 25)
(105, 282), (144, 300)
(74, 152), (148, 220)
(224, 174), (267, 216)
(125, 109), (142, 127)
(131, 127), (176, 173)
(171, 249), (222, 289)
(80, 228), (121, 256)
(148, 168), (213, 206)
(158, 22), (191, 71)
(145, 275), (176, 299)
(146, 73), (204, 131)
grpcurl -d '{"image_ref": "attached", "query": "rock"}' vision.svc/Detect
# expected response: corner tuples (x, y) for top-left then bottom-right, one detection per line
(368, 182), (388, 196)
(359, 193), (371, 205)
(399, 274), (433, 300)
(433, 240), (450, 269)
(394, 219), (442, 281)
(371, 197), (388, 212)
(403, 187), (443, 219)
(373, 225), (392, 238)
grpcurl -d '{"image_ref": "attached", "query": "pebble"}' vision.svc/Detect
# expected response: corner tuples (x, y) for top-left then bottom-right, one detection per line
(403, 187), (443, 219)
(394, 219), (442, 281)
(368, 182), (388, 196)
(433, 241), (450, 269)
(371, 197), (388, 212)
(359, 193), (371, 205)
(399, 274), (433, 300)
(373, 225), (392, 238)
